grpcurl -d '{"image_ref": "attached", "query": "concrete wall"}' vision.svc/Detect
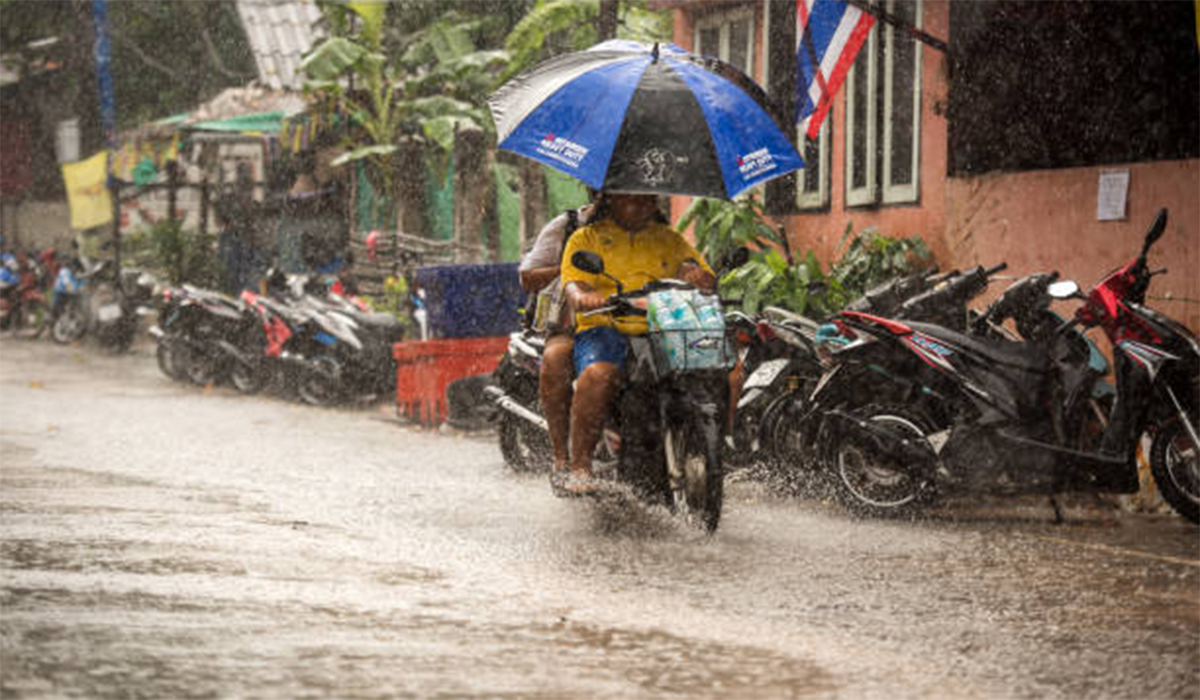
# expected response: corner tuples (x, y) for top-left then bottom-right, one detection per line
(945, 158), (1200, 334)
(1, 200), (73, 252)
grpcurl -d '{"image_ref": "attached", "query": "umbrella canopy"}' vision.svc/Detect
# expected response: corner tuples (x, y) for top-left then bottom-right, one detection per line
(489, 40), (803, 200)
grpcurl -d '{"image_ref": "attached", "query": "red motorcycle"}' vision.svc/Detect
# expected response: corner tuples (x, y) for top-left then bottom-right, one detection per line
(0, 252), (48, 339)
(1065, 209), (1199, 521)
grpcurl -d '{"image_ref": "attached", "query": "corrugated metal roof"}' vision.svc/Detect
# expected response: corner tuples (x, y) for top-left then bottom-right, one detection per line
(235, 0), (324, 91)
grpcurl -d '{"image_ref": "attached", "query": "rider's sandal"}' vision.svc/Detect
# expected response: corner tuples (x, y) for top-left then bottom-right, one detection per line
(558, 471), (600, 497)
(549, 469), (572, 498)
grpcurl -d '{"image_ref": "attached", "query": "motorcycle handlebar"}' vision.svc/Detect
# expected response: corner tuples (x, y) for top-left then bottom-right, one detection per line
(984, 262), (1008, 277)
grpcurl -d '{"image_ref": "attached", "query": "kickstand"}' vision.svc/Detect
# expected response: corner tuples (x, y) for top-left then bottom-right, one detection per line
(1048, 496), (1064, 525)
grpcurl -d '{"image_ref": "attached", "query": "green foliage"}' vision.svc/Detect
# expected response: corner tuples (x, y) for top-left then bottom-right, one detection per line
(500, 0), (671, 82)
(677, 194), (785, 275)
(829, 223), (933, 294)
(712, 218), (933, 318)
(142, 219), (219, 287)
(365, 274), (413, 326)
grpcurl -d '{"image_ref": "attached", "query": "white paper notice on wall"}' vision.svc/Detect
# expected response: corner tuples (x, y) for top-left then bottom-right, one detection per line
(1097, 169), (1130, 221)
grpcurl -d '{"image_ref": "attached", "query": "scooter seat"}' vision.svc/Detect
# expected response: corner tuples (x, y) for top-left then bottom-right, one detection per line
(907, 321), (1050, 373)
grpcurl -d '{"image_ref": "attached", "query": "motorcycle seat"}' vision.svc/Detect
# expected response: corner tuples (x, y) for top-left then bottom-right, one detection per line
(906, 321), (1050, 373)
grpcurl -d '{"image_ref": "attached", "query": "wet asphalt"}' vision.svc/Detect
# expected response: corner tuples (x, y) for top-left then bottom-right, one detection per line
(0, 337), (1197, 700)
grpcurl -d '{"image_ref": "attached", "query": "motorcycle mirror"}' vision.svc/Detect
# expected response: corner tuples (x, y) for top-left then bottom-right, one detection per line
(1141, 208), (1168, 258)
(571, 250), (605, 275)
(1047, 280), (1081, 299)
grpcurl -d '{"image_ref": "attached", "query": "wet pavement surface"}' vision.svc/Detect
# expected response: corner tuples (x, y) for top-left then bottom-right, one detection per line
(1, 337), (1197, 699)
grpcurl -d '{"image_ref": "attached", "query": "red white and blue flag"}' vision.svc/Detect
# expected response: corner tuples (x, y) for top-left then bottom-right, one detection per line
(796, 0), (876, 140)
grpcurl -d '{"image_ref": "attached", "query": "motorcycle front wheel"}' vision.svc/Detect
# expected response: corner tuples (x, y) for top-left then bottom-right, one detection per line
(498, 412), (552, 473)
(1150, 415), (1200, 524)
(664, 414), (724, 533)
(230, 360), (267, 395)
(51, 301), (88, 344)
(297, 356), (343, 406)
(156, 337), (189, 381)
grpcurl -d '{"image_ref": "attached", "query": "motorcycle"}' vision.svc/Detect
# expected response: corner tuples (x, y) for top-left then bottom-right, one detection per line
(220, 273), (403, 405)
(149, 285), (251, 384)
(0, 252), (48, 339)
(51, 257), (155, 352)
(805, 209), (1197, 522)
(487, 248), (751, 478)
(486, 329), (553, 472)
(565, 250), (733, 533)
(756, 263), (1012, 492)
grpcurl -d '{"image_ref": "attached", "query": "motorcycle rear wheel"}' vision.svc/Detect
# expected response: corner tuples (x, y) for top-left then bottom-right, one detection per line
(832, 404), (938, 518)
(10, 299), (47, 340)
(498, 413), (552, 473)
(664, 414), (724, 533)
(1150, 416), (1200, 524)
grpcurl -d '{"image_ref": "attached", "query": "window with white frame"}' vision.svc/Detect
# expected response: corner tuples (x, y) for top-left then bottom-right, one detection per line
(693, 5), (756, 78)
(797, 117), (831, 209)
(845, 0), (922, 207)
(764, 0), (830, 211)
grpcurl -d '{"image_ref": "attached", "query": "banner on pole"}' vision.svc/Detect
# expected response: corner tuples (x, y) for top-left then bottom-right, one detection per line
(62, 151), (114, 230)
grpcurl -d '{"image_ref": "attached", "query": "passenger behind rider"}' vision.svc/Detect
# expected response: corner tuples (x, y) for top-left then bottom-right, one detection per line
(557, 192), (715, 495)
(517, 193), (599, 477)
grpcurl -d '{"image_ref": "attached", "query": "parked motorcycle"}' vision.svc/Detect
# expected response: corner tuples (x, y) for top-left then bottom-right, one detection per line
(216, 273), (403, 405)
(805, 209), (1197, 522)
(149, 285), (251, 384)
(755, 263), (1012, 493)
(51, 257), (155, 352)
(487, 329), (553, 472)
(0, 252), (49, 339)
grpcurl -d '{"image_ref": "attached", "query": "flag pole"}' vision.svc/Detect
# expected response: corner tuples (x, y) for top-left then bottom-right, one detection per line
(844, 0), (949, 53)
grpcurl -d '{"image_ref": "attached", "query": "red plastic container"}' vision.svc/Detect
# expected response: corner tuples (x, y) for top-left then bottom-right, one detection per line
(393, 336), (509, 426)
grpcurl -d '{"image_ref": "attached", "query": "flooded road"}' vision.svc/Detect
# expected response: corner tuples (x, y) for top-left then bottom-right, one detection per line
(2, 338), (1197, 699)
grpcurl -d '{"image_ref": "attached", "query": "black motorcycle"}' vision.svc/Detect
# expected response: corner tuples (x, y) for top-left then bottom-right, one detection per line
(486, 329), (553, 472)
(566, 250), (733, 532)
(805, 210), (1197, 522)
(52, 259), (155, 353)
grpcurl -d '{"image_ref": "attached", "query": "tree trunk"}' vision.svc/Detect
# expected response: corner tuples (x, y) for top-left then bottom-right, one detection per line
(597, 0), (618, 41)
(453, 127), (489, 263)
(518, 159), (547, 254)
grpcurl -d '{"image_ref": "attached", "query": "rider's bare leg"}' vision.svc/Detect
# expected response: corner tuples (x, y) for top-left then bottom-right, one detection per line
(539, 333), (574, 472)
(569, 360), (621, 479)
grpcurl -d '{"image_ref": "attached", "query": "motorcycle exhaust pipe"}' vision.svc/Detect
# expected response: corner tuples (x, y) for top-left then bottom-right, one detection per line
(483, 385), (549, 431)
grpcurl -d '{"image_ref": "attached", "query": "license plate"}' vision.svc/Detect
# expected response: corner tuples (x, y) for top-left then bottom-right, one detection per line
(743, 358), (789, 389)
(97, 304), (122, 322)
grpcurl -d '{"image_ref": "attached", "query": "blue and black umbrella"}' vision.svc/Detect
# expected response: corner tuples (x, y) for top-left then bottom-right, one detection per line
(488, 40), (804, 200)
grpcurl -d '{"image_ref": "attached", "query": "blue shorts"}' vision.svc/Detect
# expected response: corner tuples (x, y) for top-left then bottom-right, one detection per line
(574, 326), (628, 375)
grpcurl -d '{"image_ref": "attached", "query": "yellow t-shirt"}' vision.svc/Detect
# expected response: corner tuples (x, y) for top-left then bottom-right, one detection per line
(560, 219), (713, 334)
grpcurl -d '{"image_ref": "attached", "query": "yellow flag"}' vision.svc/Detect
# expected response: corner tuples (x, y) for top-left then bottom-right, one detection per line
(62, 151), (113, 230)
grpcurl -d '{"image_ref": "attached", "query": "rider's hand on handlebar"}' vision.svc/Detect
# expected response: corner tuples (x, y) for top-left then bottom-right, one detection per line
(575, 291), (610, 311)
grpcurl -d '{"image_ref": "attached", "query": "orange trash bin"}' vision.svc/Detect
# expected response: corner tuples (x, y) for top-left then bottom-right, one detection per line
(393, 336), (510, 427)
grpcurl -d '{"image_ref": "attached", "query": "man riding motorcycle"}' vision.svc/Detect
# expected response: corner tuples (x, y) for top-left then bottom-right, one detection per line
(558, 192), (715, 496)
